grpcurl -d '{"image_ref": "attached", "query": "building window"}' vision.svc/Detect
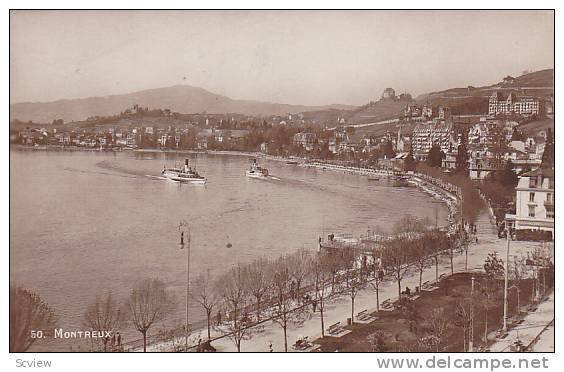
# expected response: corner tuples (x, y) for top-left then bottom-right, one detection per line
(529, 192), (535, 202)
(528, 206), (536, 218)
(529, 177), (537, 188)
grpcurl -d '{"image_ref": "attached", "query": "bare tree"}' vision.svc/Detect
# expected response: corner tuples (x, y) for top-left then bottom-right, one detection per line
(447, 235), (457, 275)
(454, 296), (473, 352)
(125, 278), (176, 352)
(392, 214), (428, 235)
(287, 248), (312, 304)
(312, 254), (332, 337)
(271, 257), (308, 352)
(511, 255), (528, 316)
(243, 257), (271, 321)
(428, 231), (443, 282)
(383, 236), (411, 298)
(411, 237), (431, 291)
(342, 248), (365, 325)
(369, 248), (385, 311)
(326, 253), (343, 293)
(10, 286), (57, 352)
(192, 270), (220, 340)
(217, 265), (253, 352)
(83, 291), (123, 351)
(425, 307), (449, 351)
(479, 254), (504, 343)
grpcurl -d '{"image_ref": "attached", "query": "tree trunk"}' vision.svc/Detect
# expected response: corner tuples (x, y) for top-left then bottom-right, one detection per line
(463, 326), (467, 352)
(435, 256), (439, 282)
(256, 298), (261, 321)
(450, 251), (454, 275)
(351, 296), (355, 326)
(397, 275), (402, 299)
(516, 289), (520, 315)
(465, 247), (468, 271)
(320, 304), (325, 337)
(142, 330), (147, 352)
(483, 307), (488, 343)
(103, 339), (108, 352)
(419, 268), (423, 290)
(376, 282), (380, 312)
(206, 310), (212, 340)
(237, 340), (241, 352)
(283, 323), (288, 352)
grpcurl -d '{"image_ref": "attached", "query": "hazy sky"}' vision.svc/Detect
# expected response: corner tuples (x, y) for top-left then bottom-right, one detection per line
(10, 10), (554, 105)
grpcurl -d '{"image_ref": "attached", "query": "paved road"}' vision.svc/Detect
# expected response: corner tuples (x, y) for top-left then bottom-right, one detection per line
(489, 293), (554, 352)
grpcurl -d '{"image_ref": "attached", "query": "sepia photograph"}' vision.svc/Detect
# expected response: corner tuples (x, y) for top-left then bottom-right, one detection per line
(6, 6), (557, 365)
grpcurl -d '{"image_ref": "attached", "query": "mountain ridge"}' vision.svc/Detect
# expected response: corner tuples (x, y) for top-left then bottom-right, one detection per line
(10, 84), (356, 123)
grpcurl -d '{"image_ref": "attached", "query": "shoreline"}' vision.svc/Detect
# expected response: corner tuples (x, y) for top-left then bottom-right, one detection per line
(14, 144), (465, 352)
(300, 161), (461, 234)
(12, 144), (461, 232)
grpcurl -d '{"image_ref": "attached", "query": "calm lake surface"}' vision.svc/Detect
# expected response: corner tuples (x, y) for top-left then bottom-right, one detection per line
(10, 149), (447, 351)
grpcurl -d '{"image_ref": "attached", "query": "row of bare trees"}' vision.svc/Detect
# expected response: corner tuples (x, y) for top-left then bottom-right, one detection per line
(190, 249), (315, 352)
(188, 217), (462, 352)
(10, 277), (176, 353)
(9, 216), (469, 353)
(83, 278), (176, 352)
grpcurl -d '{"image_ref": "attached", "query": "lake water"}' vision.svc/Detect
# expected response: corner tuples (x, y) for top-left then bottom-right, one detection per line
(10, 149), (447, 351)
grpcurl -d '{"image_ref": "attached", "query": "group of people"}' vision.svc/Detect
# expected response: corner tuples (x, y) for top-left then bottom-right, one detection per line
(109, 331), (122, 352)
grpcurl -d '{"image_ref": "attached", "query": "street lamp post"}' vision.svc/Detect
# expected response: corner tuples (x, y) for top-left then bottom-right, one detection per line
(179, 221), (191, 352)
(469, 275), (475, 352)
(503, 228), (510, 332)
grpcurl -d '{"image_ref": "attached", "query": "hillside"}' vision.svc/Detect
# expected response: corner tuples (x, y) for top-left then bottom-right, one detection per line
(415, 69), (554, 112)
(9, 85), (355, 123)
(10, 69), (553, 125)
(347, 99), (411, 124)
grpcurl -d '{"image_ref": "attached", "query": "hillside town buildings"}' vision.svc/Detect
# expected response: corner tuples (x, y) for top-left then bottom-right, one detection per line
(488, 91), (541, 116)
(411, 121), (457, 161)
(505, 167), (554, 237)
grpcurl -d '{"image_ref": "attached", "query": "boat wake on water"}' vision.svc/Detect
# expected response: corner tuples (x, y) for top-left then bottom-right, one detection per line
(64, 166), (137, 179)
(145, 175), (170, 181)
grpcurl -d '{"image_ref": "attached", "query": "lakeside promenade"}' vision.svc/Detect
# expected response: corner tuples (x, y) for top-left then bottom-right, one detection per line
(143, 208), (549, 352)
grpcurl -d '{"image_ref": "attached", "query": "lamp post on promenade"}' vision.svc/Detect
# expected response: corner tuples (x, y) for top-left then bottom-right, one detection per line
(469, 275), (475, 352)
(179, 220), (191, 352)
(503, 228), (510, 332)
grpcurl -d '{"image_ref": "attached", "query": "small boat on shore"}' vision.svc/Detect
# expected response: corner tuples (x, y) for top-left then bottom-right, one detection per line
(162, 159), (206, 184)
(368, 177), (380, 181)
(246, 159), (269, 179)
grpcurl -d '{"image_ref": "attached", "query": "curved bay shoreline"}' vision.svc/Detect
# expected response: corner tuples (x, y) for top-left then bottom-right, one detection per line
(13, 145), (463, 352)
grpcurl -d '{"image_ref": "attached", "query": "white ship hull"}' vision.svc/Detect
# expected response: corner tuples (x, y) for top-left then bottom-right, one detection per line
(162, 169), (206, 184)
(246, 170), (268, 179)
(166, 175), (206, 184)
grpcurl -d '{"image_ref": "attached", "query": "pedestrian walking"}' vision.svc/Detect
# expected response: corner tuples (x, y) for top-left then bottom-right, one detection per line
(116, 332), (122, 351)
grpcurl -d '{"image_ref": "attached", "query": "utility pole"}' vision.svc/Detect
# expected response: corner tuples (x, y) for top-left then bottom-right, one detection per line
(469, 276), (475, 352)
(179, 221), (191, 352)
(503, 229), (510, 332)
